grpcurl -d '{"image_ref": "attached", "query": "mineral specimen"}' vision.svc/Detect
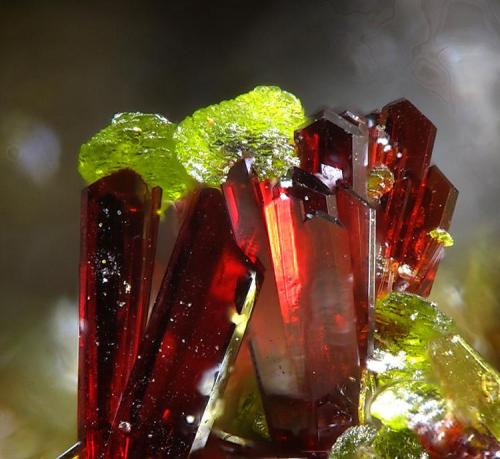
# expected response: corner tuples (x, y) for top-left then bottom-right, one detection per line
(223, 160), (362, 455)
(367, 100), (457, 297)
(65, 89), (499, 459)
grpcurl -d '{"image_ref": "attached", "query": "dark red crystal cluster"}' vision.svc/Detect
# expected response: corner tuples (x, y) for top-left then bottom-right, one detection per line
(72, 99), (461, 458)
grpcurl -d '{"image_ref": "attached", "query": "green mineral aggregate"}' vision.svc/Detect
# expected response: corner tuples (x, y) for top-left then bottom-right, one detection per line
(371, 428), (429, 459)
(371, 292), (455, 385)
(429, 334), (500, 439)
(329, 425), (429, 459)
(329, 425), (378, 458)
(174, 86), (306, 185)
(370, 381), (445, 431)
(233, 389), (270, 440)
(366, 293), (455, 431)
(79, 112), (194, 209)
(428, 228), (454, 247)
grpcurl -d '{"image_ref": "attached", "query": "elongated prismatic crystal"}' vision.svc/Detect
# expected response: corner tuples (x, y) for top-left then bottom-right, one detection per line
(105, 187), (259, 458)
(78, 169), (161, 457)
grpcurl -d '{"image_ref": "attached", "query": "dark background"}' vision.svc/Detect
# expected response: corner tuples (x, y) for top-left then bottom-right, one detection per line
(1, 1), (500, 457)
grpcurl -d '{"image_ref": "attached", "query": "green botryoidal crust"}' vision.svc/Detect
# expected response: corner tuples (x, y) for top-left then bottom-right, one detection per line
(368, 292), (455, 431)
(368, 292), (500, 442)
(329, 425), (428, 459)
(372, 292), (455, 385)
(79, 112), (195, 209)
(174, 85), (307, 185)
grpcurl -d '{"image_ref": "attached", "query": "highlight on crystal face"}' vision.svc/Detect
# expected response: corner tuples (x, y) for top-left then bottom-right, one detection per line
(61, 85), (500, 458)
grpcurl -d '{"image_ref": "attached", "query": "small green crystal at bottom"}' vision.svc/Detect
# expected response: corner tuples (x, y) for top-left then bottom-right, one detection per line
(174, 85), (306, 185)
(79, 112), (194, 209)
(329, 425), (429, 459)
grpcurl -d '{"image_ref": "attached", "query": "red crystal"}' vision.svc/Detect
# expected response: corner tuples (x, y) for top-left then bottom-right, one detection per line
(336, 186), (376, 365)
(259, 187), (360, 454)
(78, 169), (161, 458)
(105, 187), (259, 458)
(373, 99), (436, 262)
(415, 418), (500, 458)
(289, 168), (376, 367)
(402, 165), (458, 296)
(295, 108), (369, 198)
(223, 162), (360, 455)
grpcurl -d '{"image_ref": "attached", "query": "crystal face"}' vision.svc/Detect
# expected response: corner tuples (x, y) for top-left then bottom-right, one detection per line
(79, 112), (194, 208)
(78, 169), (161, 458)
(63, 91), (498, 459)
(175, 86), (306, 185)
(367, 99), (458, 297)
(295, 108), (369, 198)
(429, 334), (500, 440)
(371, 292), (455, 386)
(258, 186), (360, 453)
(105, 187), (260, 458)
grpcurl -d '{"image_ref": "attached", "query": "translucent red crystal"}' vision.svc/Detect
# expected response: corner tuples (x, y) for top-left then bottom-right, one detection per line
(376, 99), (436, 261)
(402, 165), (458, 295)
(295, 108), (369, 198)
(336, 186), (376, 365)
(78, 169), (161, 458)
(366, 99), (459, 296)
(105, 187), (259, 458)
(223, 162), (361, 455)
(259, 187), (360, 454)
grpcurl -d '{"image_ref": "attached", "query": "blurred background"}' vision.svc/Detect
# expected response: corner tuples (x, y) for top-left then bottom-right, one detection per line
(1, 0), (500, 457)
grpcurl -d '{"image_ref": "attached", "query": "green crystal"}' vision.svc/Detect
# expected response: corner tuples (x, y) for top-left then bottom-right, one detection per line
(428, 228), (454, 247)
(371, 292), (455, 385)
(329, 425), (378, 458)
(233, 388), (270, 440)
(329, 426), (429, 459)
(174, 85), (306, 185)
(79, 112), (194, 209)
(370, 381), (445, 431)
(429, 334), (500, 439)
(367, 293), (455, 430)
(371, 427), (429, 459)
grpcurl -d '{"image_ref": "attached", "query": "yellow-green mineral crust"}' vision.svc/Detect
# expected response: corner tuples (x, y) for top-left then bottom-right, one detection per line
(329, 425), (429, 459)
(174, 86), (306, 185)
(329, 425), (378, 458)
(429, 334), (500, 439)
(79, 112), (194, 209)
(370, 381), (445, 431)
(372, 292), (455, 385)
(233, 389), (270, 440)
(368, 293), (455, 430)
